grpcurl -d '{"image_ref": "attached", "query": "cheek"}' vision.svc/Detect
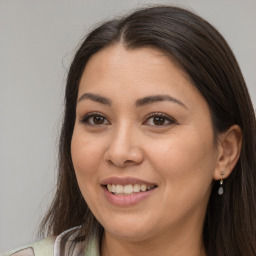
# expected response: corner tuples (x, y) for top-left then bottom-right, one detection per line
(71, 130), (105, 210)
(149, 131), (216, 169)
(146, 128), (217, 197)
(71, 129), (104, 184)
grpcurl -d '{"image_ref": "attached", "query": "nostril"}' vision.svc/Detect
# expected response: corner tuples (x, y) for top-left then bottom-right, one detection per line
(124, 159), (136, 165)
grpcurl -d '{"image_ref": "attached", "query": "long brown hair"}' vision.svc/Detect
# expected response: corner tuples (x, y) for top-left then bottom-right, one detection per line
(40, 5), (256, 255)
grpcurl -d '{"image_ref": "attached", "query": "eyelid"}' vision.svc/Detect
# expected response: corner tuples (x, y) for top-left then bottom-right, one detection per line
(79, 111), (176, 127)
(143, 112), (176, 126)
(79, 112), (111, 126)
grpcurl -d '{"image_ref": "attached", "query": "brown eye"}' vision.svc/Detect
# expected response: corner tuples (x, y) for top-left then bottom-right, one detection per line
(93, 116), (105, 125)
(144, 113), (175, 126)
(80, 113), (110, 126)
(152, 116), (166, 125)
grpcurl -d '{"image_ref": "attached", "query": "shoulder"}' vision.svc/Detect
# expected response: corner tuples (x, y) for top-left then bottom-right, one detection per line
(2, 226), (100, 256)
(2, 236), (56, 256)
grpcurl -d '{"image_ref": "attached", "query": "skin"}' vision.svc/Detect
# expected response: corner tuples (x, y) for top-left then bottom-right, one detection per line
(71, 44), (242, 256)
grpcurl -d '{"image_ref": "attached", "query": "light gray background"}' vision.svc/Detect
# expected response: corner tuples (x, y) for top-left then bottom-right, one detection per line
(0, 0), (255, 253)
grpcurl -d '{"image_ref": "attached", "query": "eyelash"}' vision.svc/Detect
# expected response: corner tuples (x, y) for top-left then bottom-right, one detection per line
(80, 112), (110, 126)
(144, 112), (176, 126)
(79, 112), (176, 127)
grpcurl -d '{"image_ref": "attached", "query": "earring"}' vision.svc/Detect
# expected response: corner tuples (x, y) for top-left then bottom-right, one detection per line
(218, 171), (225, 196)
(218, 179), (224, 195)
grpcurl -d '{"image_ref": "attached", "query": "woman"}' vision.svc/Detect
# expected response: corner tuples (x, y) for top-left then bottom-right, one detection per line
(5, 5), (256, 256)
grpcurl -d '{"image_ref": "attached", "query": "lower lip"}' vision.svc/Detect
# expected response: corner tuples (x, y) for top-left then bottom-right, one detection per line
(102, 186), (156, 207)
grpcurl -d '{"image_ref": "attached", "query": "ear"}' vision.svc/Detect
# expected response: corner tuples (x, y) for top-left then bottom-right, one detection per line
(213, 124), (242, 180)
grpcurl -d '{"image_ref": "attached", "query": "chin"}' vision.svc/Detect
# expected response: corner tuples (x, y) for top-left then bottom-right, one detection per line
(101, 218), (156, 242)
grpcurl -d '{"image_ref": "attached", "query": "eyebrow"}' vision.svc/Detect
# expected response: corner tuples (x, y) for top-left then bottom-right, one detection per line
(135, 95), (187, 108)
(77, 93), (112, 106)
(77, 93), (187, 109)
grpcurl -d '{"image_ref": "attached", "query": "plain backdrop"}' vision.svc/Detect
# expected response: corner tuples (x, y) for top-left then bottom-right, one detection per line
(0, 0), (255, 253)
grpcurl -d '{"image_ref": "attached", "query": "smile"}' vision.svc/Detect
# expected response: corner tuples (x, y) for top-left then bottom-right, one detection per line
(106, 184), (156, 195)
(101, 177), (157, 206)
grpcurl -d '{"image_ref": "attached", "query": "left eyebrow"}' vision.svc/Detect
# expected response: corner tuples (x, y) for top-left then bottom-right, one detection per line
(136, 95), (187, 109)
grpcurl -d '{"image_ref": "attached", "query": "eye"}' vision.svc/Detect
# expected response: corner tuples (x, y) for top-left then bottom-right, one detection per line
(80, 112), (110, 126)
(144, 113), (176, 126)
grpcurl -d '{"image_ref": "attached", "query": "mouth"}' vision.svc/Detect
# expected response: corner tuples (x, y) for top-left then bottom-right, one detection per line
(104, 184), (157, 196)
(100, 177), (158, 206)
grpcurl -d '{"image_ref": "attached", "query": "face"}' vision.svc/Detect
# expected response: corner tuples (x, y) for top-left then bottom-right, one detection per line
(71, 44), (220, 242)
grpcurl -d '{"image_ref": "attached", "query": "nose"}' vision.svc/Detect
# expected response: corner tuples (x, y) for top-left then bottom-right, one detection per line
(103, 124), (144, 168)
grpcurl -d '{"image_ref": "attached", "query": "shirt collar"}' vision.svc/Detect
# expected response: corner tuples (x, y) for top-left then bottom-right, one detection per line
(54, 227), (100, 256)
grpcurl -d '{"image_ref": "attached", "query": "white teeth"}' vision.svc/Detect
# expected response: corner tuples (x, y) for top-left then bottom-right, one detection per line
(141, 184), (147, 192)
(106, 184), (155, 194)
(116, 185), (124, 194)
(111, 184), (116, 193)
(134, 184), (140, 193)
(124, 184), (133, 194)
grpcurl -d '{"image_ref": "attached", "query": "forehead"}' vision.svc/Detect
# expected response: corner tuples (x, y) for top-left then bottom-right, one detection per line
(79, 44), (194, 95)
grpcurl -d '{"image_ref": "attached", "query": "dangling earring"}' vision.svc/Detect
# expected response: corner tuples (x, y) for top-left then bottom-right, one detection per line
(218, 179), (224, 195)
(218, 171), (225, 196)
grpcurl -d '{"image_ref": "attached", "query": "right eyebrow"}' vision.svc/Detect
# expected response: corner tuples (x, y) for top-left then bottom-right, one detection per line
(77, 93), (112, 106)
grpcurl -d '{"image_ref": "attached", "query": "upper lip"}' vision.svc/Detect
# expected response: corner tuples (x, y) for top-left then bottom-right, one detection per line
(101, 176), (157, 186)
